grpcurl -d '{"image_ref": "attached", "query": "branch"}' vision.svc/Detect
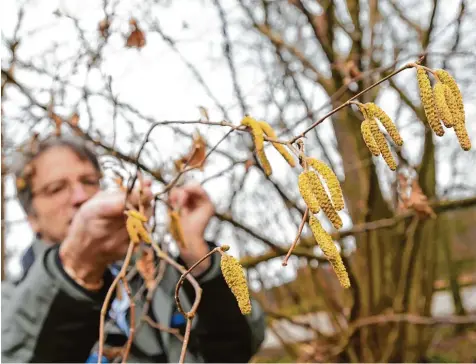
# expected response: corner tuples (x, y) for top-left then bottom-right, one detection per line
(327, 312), (476, 360)
(213, 0), (248, 115)
(240, 196), (476, 268)
(422, 0), (439, 50)
(288, 59), (421, 143)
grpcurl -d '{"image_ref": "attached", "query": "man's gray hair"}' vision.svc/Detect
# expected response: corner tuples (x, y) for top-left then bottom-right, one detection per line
(11, 135), (102, 215)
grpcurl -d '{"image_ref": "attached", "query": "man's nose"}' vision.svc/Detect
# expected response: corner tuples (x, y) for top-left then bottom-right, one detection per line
(70, 183), (90, 206)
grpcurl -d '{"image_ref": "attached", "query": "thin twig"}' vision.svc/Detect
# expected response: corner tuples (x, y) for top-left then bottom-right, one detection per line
(282, 208), (309, 266)
(142, 315), (184, 341)
(288, 58), (423, 144)
(98, 241), (135, 363)
(149, 242), (210, 364)
(120, 277), (135, 363)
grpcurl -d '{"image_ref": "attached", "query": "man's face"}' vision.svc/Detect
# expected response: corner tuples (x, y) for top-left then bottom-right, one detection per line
(28, 146), (101, 244)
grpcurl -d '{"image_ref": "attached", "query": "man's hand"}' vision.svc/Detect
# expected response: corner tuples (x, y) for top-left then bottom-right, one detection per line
(59, 179), (154, 287)
(169, 182), (215, 276)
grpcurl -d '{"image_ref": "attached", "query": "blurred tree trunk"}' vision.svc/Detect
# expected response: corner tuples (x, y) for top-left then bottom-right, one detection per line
(1, 125), (5, 282)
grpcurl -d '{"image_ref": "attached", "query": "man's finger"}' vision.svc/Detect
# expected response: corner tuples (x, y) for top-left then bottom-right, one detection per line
(129, 185), (154, 209)
(169, 187), (186, 209)
(182, 181), (207, 196)
(86, 190), (127, 219)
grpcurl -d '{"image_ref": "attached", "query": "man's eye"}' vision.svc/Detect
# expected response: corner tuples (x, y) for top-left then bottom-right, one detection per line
(83, 179), (100, 186)
(47, 185), (65, 195)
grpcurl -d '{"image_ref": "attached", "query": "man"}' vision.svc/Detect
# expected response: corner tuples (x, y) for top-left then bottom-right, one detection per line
(1, 135), (265, 363)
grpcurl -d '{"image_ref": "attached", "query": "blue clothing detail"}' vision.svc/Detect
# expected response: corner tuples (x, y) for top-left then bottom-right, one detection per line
(85, 353), (109, 363)
(108, 265), (130, 336)
(170, 312), (186, 328)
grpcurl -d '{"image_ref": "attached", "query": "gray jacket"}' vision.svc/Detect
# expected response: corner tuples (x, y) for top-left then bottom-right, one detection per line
(1, 239), (265, 363)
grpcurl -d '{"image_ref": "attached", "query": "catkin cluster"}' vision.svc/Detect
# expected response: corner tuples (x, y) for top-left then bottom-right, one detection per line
(434, 69), (471, 151)
(298, 158), (344, 229)
(358, 103), (399, 171)
(241, 116), (296, 175)
(220, 254), (252, 315)
(366, 103), (403, 146)
(417, 67), (445, 136)
(126, 210), (151, 244)
(309, 215), (350, 288)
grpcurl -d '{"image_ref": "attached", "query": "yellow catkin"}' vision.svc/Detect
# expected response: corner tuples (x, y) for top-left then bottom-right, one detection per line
(435, 69), (471, 150)
(358, 104), (371, 119)
(168, 210), (186, 249)
(308, 215), (339, 259)
(241, 116), (272, 175)
(298, 172), (321, 214)
(258, 121), (296, 168)
(369, 119), (397, 171)
(128, 209), (148, 222)
(306, 158), (344, 211)
(308, 215), (350, 288)
(361, 119), (380, 156)
(433, 82), (454, 128)
(443, 85), (459, 126)
(417, 67), (444, 136)
(126, 214), (151, 244)
(454, 123), (472, 151)
(306, 171), (343, 229)
(256, 148), (272, 176)
(365, 103), (403, 146)
(435, 69), (465, 124)
(329, 256), (351, 288)
(220, 254), (252, 315)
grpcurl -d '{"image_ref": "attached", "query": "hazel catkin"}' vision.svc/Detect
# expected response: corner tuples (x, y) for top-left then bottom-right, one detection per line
(168, 209), (186, 249)
(258, 121), (296, 168)
(309, 215), (339, 259)
(361, 119), (380, 156)
(435, 69), (471, 150)
(308, 215), (350, 288)
(433, 82), (454, 128)
(306, 171), (343, 229)
(417, 67), (444, 137)
(306, 158), (344, 211)
(369, 119), (397, 171)
(126, 212), (151, 244)
(220, 254), (252, 315)
(434, 69), (465, 124)
(241, 116), (272, 175)
(329, 256), (351, 288)
(454, 122), (472, 151)
(298, 171), (321, 214)
(128, 209), (148, 222)
(443, 85), (459, 127)
(366, 103), (403, 146)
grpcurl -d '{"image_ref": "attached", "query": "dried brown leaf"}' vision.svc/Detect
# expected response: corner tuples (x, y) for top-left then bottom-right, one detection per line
(136, 247), (156, 291)
(50, 112), (63, 136)
(126, 23), (146, 48)
(198, 106), (209, 121)
(398, 174), (436, 219)
(98, 19), (110, 38)
(244, 158), (254, 172)
(70, 112), (79, 128)
(175, 132), (207, 171)
(407, 179), (436, 218)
